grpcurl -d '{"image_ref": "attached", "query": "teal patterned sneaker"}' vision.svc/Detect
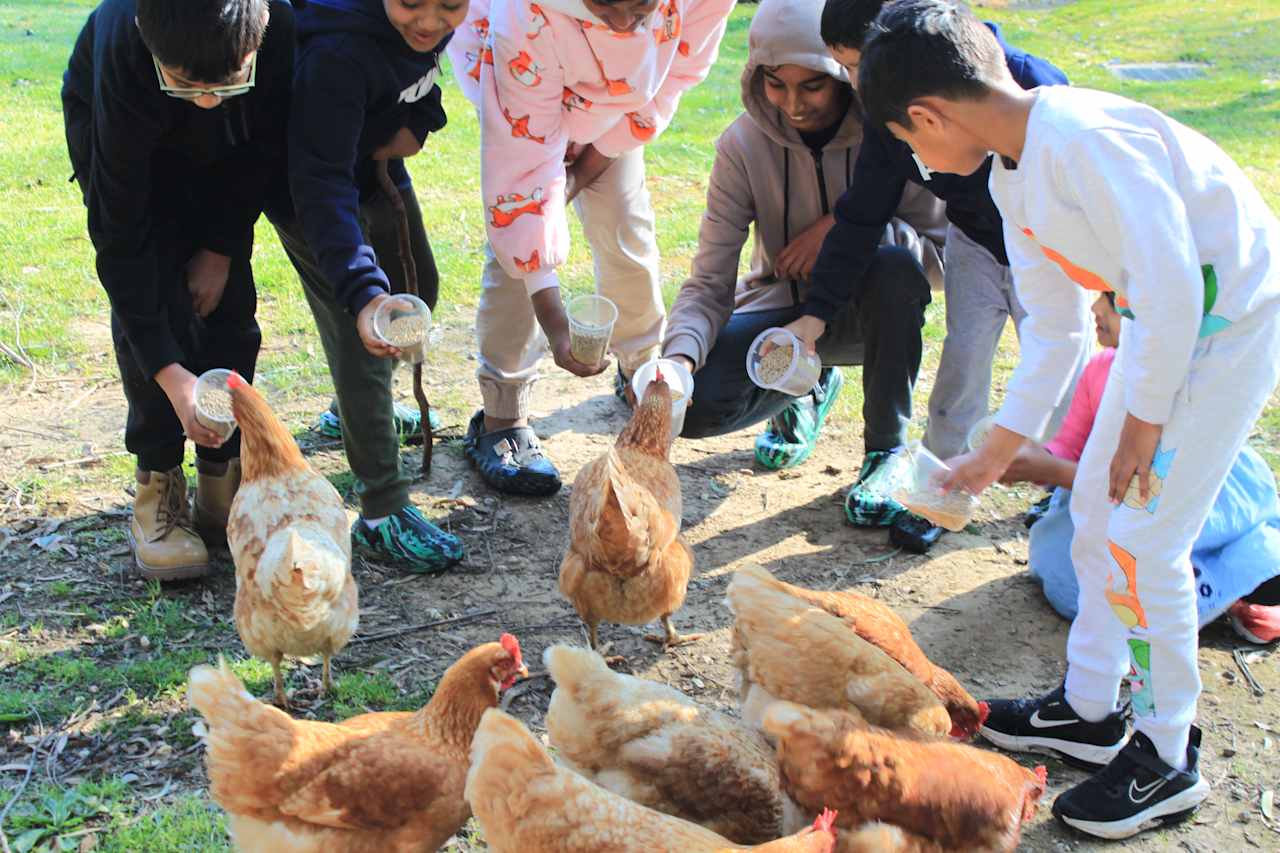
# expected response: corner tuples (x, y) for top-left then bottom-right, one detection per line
(351, 504), (464, 574)
(755, 367), (845, 471)
(843, 448), (911, 528)
(317, 401), (440, 444)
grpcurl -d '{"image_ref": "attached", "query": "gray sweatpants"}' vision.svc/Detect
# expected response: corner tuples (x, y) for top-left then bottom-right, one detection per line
(474, 147), (666, 419)
(925, 224), (1089, 458)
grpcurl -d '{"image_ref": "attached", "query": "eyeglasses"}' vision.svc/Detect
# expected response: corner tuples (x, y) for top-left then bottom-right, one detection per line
(153, 53), (256, 101)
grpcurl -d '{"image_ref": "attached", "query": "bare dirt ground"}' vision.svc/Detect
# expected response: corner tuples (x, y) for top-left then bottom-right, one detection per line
(1, 317), (1276, 851)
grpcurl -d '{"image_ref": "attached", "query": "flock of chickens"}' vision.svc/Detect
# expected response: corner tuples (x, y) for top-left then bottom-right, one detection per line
(187, 371), (1049, 851)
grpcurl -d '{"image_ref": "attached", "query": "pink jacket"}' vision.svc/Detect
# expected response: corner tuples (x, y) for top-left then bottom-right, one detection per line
(1043, 347), (1115, 462)
(448, 0), (736, 292)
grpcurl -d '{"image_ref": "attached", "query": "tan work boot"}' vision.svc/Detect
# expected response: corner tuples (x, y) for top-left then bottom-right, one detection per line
(193, 458), (241, 545)
(129, 467), (209, 581)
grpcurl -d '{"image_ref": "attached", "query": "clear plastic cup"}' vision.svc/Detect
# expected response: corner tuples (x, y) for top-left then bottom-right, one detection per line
(892, 443), (979, 532)
(566, 293), (618, 367)
(194, 368), (238, 442)
(965, 414), (998, 453)
(745, 327), (822, 397)
(630, 358), (694, 443)
(373, 294), (432, 364)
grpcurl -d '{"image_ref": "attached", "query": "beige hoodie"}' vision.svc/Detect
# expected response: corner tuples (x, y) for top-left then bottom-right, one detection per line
(662, 0), (946, 371)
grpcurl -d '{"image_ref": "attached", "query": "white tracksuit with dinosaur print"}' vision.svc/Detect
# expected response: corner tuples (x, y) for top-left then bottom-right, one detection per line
(990, 86), (1280, 769)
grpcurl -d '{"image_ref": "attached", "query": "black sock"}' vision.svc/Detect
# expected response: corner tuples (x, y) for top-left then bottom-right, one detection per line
(1244, 574), (1280, 606)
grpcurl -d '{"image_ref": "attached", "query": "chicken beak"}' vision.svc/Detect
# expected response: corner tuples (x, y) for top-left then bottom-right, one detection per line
(516, 664), (530, 680)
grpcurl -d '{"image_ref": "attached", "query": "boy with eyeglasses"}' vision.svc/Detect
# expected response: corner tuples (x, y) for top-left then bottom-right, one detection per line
(62, 0), (294, 581)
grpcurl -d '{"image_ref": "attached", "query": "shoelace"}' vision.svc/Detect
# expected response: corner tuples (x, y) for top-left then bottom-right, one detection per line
(151, 470), (198, 543)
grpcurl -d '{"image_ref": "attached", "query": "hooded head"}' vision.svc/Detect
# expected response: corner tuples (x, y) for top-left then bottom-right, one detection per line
(742, 0), (857, 148)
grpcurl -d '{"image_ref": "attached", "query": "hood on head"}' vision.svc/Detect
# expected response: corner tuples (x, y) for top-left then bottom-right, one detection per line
(742, 0), (859, 150)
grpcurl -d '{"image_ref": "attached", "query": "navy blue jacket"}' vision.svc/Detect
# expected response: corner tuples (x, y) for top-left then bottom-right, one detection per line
(802, 24), (1068, 322)
(289, 0), (450, 316)
(62, 0), (294, 377)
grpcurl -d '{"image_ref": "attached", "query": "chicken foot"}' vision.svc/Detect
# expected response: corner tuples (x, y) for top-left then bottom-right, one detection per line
(585, 622), (627, 667)
(644, 614), (704, 650)
(271, 658), (289, 709)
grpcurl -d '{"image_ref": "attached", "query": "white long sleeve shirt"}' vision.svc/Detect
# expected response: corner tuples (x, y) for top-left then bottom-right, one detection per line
(991, 86), (1280, 437)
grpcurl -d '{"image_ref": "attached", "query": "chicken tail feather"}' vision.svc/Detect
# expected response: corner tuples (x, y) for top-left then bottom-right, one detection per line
(188, 657), (258, 726)
(256, 525), (348, 631)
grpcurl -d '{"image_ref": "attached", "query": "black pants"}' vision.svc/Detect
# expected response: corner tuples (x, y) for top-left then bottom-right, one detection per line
(112, 234), (260, 472)
(681, 245), (930, 452)
(270, 184), (438, 518)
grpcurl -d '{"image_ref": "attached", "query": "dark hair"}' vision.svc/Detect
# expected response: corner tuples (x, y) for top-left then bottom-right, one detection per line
(820, 0), (886, 50)
(136, 0), (268, 83)
(857, 0), (1005, 129)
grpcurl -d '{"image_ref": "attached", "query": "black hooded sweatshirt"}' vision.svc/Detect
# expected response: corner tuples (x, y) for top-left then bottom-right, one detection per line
(288, 0), (450, 317)
(61, 0), (295, 378)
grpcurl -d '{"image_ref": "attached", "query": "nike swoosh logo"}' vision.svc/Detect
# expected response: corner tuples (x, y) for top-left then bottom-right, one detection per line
(1129, 777), (1167, 804)
(1029, 709), (1077, 729)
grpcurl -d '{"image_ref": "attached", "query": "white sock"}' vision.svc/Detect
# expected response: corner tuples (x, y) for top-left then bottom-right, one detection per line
(363, 516), (387, 530)
(1144, 729), (1190, 771)
(1065, 690), (1117, 723)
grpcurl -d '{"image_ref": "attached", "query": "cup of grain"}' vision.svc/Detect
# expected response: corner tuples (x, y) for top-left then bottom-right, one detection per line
(194, 368), (238, 442)
(965, 414), (998, 452)
(891, 443), (979, 532)
(566, 293), (618, 367)
(373, 294), (432, 364)
(630, 357), (694, 443)
(745, 327), (823, 397)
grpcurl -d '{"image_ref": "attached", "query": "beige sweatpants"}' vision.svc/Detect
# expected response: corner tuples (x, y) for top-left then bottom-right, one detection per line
(475, 147), (665, 419)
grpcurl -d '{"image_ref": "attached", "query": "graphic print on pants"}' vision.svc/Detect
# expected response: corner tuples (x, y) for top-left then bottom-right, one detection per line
(1105, 540), (1148, 629)
(1121, 444), (1176, 513)
(1126, 638), (1156, 717)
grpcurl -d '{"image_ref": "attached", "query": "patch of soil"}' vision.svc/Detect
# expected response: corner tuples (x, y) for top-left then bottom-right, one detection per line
(1, 316), (1277, 851)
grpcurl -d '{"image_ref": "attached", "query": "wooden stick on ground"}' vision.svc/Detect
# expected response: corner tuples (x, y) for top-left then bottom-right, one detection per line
(374, 160), (433, 474)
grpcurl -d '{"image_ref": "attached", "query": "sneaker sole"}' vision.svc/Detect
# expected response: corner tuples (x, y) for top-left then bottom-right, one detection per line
(979, 725), (1125, 770)
(1056, 778), (1210, 840)
(1230, 614), (1276, 645)
(127, 529), (210, 582)
(352, 543), (460, 575)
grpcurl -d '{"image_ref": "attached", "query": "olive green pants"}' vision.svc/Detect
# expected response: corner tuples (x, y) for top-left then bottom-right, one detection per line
(271, 186), (437, 518)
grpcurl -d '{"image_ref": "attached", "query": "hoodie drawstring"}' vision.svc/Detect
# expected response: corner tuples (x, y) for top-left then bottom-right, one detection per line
(782, 147), (800, 307)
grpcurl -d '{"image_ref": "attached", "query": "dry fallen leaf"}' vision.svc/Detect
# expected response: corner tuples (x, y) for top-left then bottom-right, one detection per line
(1262, 789), (1274, 822)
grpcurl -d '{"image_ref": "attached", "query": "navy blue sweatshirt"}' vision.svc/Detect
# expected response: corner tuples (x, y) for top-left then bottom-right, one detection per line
(61, 0), (294, 378)
(802, 24), (1068, 322)
(289, 0), (450, 317)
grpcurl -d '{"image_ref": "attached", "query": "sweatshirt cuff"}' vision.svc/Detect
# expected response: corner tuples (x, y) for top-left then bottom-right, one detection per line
(661, 333), (704, 372)
(522, 269), (560, 295)
(995, 390), (1053, 443)
(592, 122), (640, 159)
(347, 284), (388, 318)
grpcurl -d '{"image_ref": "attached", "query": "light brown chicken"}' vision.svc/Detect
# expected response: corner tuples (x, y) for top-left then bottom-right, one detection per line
(726, 564), (951, 739)
(764, 701), (1047, 853)
(226, 372), (357, 707)
(188, 635), (528, 853)
(558, 369), (698, 650)
(734, 565), (986, 738)
(544, 643), (787, 844)
(466, 708), (839, 853)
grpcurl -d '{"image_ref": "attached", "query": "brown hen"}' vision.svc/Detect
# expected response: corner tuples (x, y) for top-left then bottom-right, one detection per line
(734, 565), (987, 738)
(727, 564), (951, 739)
(188, 635), (527, 853)
(225, 372), (357, 707)
(764, 701), (1047, 853)
(466, 708), (839, 853)
(559, 369), (698, 650)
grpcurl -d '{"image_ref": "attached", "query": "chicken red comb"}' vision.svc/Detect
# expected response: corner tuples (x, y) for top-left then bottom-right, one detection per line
(500, 633), (523, 667)
(226, 371), (246, 390)
(977, 700), (990, 727)
(812, 809), (838, 836)
(654, 365), (665, 383)
(1034, 765), (1048, 786)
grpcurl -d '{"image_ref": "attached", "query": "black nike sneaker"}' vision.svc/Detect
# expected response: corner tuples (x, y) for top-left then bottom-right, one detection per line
(1052, 727), (1210, 840)
(979, 684), (1128, 769)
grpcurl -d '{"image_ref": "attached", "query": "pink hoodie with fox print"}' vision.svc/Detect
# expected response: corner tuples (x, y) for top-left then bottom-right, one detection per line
(448, 0), (736, 292)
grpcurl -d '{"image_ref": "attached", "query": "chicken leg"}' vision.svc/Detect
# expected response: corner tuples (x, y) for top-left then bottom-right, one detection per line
(270, 657), (289, 709)
(644, 614), (704, 650)
(321, 654), (333, 696)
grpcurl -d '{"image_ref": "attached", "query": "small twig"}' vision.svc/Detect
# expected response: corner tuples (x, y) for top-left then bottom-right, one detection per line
(0, 709), (46, 850)
(348, 608), (499, 645)
(1234, 647), (1266, 697)
(39, 450), (130, 471)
